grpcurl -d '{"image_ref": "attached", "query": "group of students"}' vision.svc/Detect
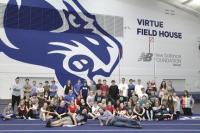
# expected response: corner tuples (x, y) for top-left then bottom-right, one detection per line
(1, 77), (195, 128)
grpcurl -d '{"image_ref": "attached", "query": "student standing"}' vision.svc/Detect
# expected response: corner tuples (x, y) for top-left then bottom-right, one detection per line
(100, 80), (109, 97)
(11, 77), (22, 111)
(80, 80), (90, 102)
(49, 80), (58, 99)
(109, 80), (119, 102)
(73, 79), (82, 97)
(118, 78), (129, 98)
(128, 79), (135, 98)
(180, 90), (194, 116)
(23, 78), (31, 99)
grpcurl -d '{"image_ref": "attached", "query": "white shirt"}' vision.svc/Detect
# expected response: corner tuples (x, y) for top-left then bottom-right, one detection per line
(135, 84), (144, 96)
(118, 83), (129, 97)
(173, 96), (181, 112)
(37, 87), (44, 93)
(92, 105), (100, 114)
(87, 95), (95, 105)
(11, 82), (22, 96)
(139, 93), (148, 99)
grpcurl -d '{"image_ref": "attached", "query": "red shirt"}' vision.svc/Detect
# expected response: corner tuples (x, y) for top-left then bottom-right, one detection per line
(106, 105), (114, 113)
(75, 98), (81, 106)
(18, 106), (27, 115)
(100, 85), (109, 93)
(68, 105), (77, 113)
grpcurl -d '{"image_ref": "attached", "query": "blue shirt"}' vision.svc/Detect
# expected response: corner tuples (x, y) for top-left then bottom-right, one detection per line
(81, 85), (89, 98)
(49, 84), (58, 96)
(74, 83), (82, 95)
(64, 94), (76, 103)
(128, 84), (135, 97)
(56, 106), (67, 114)
(31, 85), (37, 96)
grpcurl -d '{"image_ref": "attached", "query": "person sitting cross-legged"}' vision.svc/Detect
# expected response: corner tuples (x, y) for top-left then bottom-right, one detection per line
(2, 103), (15, 120)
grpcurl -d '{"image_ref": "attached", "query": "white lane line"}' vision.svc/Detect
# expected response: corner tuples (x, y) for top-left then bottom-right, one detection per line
(0, 124), (200, 126)
(0, 130), (200, 132)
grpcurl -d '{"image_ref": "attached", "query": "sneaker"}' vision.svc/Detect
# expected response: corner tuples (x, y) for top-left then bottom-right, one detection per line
(23, 116), (27, 119)
(28, 117), (35, 120)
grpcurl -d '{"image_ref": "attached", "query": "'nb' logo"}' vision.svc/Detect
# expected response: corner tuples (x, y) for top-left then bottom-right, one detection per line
(0, 0), (123, 86)
(138, 52), (153, 62)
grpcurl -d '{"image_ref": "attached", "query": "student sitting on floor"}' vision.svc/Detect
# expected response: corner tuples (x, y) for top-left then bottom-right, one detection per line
(159, 104), (173, 120)
(46, 108), (88, 127)
(68, 101), (77, 115)
(26, 100), (37, 119)
(80, 98), (96, 119)
(133, 103), (145, 121)
(91, 102), (100, 118)
(125, 108), (134, 119)
(144, 102), (153, 121)
(105, 101), (114, 114)
(18, 99), (28, 119)
(40, 102), (54, 121)
(116, 102), (127, 117)
(64, 89), (76, 105)
(2, 103), (14, 120)
(54, 100), (68, 119)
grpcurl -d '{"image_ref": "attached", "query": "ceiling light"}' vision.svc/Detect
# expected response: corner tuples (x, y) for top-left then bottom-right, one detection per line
(188, 0), (200, 6)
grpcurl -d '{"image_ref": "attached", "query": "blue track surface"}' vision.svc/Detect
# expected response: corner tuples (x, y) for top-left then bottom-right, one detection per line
(0, 119), (200, 133)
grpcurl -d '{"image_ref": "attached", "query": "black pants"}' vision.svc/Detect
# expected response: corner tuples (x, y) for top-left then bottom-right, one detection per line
(12, 95), (20, 111)
(27, 109), (36, 119)
(182, 108), (192, 116)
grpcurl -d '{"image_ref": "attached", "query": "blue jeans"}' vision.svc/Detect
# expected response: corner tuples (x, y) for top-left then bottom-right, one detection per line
(110, 116), (139, 128)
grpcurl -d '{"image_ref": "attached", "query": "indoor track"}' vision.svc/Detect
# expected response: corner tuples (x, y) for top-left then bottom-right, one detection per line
(0, 118), (200, 133)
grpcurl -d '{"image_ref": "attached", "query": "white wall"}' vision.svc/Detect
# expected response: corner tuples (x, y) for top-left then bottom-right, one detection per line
(0, 0), (200, 99)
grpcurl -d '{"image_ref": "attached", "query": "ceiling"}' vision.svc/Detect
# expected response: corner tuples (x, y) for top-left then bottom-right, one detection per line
(158, 0), (200, 18)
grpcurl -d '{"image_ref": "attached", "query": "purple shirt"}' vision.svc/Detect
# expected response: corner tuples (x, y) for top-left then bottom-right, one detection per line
(49, 84), (58, 96)
(31, 85), (37, 96)
(74, 83), (82, 95)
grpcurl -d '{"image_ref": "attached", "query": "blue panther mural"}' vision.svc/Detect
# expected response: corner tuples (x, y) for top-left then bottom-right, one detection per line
(0, 0), (122, 86)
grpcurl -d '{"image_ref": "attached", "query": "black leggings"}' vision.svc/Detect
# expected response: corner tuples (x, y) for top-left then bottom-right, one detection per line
(27, 109), (36, 118)
(182, 108), (192, 116)
(12, 95), (20, 111)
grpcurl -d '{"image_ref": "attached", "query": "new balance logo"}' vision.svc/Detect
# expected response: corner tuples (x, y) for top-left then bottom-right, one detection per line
(138, 52), (153, 62)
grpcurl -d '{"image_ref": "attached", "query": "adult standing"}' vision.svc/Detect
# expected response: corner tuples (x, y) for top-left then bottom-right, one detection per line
(80, 80), (90, 102)
(11, 77), (22, 111)
(73, 79), (82, 97)
(109, 80), (119, 102)
(64, 80), (73, 95)
(135, 79), (144, 97)
(49, 80), (58, 99)
(180, 90), (194, 116)
(23, 78), (31, 99)
(118, 78), (129, 98)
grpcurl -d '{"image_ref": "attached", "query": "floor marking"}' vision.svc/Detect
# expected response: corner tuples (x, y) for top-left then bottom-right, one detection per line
(0, 129), (200, 132)
(0, 123), (200, 126)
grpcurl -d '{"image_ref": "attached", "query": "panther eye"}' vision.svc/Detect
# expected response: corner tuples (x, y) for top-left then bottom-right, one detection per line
(85, 37), (100, 46)
(69, 55), (94, 72)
